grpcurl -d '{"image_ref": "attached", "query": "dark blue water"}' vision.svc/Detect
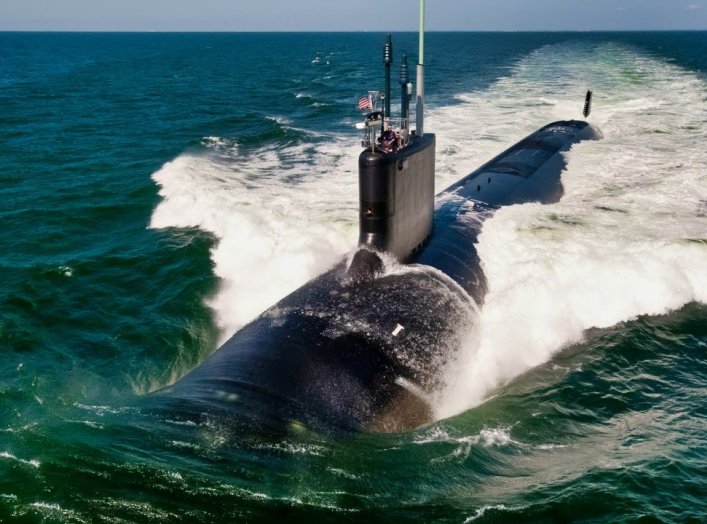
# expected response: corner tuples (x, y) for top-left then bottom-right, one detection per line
(1, 32), (706, 522)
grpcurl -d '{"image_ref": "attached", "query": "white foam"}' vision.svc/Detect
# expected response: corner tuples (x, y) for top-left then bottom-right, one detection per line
(254, 441), (328, 457)
(150, 137), (359, 342)
(28, 501), (87, 523)
(414, 425), (517, 449)
(415, 426), (521, 465)
(30, 502), (62, 511)
(436, 42), (707, 418)
(465, 505), (508, 523)
(74, 403), (136, 416)
(57, 265), (74, 277)
(0, 451), (40, 469)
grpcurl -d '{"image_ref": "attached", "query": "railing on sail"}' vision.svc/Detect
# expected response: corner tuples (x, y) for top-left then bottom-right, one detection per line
(356, 0), (425, 154)
(358, 116), (410, 153)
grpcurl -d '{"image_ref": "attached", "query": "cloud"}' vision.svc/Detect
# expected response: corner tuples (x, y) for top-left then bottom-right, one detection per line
(617, 6), (626, 11)
(687, 3), (702, 9)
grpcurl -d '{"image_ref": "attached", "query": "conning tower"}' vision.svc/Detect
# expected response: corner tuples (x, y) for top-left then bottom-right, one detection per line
(356, 2), (434, 261)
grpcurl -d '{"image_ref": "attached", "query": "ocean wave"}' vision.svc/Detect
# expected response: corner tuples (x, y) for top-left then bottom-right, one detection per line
(150, 137), (358, 342)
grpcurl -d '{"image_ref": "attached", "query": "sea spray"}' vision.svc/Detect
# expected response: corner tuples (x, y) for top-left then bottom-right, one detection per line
(150, 139), (359, 343)
(436, 42), (707, 417)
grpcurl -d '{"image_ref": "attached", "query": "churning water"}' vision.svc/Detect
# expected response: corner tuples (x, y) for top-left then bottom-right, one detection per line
(1, 32), (706, 522)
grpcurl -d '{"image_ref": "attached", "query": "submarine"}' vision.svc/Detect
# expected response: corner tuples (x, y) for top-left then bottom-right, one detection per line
(153, 5), (601, 434)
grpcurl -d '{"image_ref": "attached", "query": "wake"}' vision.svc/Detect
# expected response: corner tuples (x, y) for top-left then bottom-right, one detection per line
(151, 41), (707, 421)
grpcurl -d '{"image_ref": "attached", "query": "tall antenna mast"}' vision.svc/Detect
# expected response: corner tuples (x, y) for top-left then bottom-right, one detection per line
(415, 0), (425, 137)
(384, 34), (393, 119)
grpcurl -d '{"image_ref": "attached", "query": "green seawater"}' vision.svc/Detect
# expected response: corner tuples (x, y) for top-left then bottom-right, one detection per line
(0, 32), (706, 523)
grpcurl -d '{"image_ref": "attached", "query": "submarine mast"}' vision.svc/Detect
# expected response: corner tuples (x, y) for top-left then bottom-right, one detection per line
(356, 0), (435, 262)
(384, 34), (392, 120)
(416, 0), (425, 136)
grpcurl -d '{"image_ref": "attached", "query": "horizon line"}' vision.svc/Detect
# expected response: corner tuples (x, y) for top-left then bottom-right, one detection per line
(1, 28), (705, 33)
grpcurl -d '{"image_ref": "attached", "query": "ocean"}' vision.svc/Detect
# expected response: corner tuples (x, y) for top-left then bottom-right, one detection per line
(0, 31), (706, 523)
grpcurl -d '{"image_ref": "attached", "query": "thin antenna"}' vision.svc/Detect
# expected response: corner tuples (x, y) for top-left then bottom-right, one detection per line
(400, 54), (409, 123)
(384, 34), (393, 119)
(415, 0), (425, 137)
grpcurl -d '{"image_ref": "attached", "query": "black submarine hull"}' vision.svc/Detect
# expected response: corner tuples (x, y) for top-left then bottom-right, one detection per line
(154, 120), (601, 433)
(415, 120), (601, 298)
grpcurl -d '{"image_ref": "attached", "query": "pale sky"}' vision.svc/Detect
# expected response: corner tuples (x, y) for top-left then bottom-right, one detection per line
(1, 0), (705, 31)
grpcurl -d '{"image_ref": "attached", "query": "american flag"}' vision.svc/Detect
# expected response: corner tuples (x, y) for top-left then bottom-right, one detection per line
(358, 95), (373, 110)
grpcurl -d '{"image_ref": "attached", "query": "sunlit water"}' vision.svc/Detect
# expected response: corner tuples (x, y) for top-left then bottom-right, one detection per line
(1, 32), (705, 522)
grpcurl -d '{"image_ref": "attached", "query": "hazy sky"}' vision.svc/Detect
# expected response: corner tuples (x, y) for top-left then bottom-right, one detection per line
(1, 0), (705, 31)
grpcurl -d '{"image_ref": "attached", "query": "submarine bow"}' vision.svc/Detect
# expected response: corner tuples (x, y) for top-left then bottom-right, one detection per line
(154, 116), (600, 434)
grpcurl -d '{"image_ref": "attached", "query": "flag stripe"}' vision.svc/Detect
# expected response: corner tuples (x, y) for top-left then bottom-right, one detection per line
(358, 96), (372, 110)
